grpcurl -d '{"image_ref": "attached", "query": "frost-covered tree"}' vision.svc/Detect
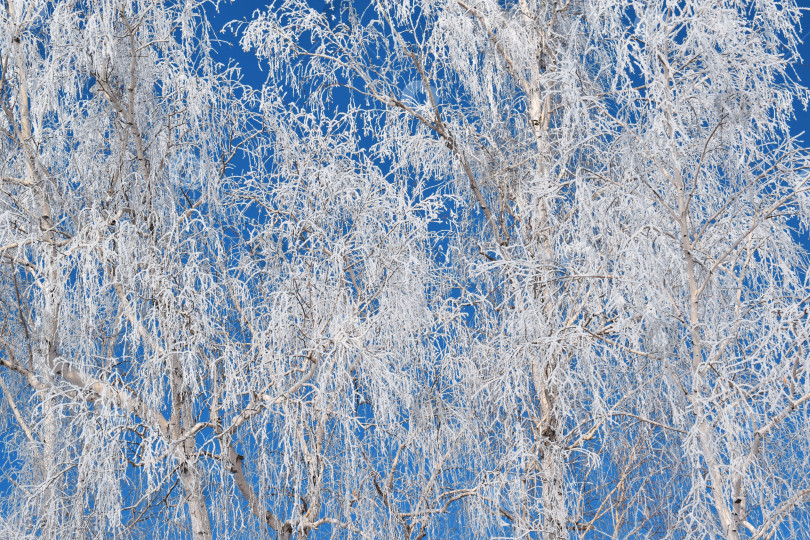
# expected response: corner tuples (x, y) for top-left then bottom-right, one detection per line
(1, 0), (810, 539)
(0, 1), (259, 537)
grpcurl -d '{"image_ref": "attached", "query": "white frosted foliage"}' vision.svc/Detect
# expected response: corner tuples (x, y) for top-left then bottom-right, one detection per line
(1, 0), (809, 539)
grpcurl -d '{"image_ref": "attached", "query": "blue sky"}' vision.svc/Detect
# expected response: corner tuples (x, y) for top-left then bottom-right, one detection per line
(793, 1), (810, 141)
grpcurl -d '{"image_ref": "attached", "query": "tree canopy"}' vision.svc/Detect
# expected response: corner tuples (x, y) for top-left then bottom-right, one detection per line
(1, 0), (810, 538)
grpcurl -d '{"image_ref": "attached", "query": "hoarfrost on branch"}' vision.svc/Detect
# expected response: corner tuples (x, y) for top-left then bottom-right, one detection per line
(1, 0), (809, 538)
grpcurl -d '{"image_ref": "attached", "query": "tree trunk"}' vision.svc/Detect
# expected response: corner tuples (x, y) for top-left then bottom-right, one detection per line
(540, 441), (565, 540)
(179, 463), (214, 540)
